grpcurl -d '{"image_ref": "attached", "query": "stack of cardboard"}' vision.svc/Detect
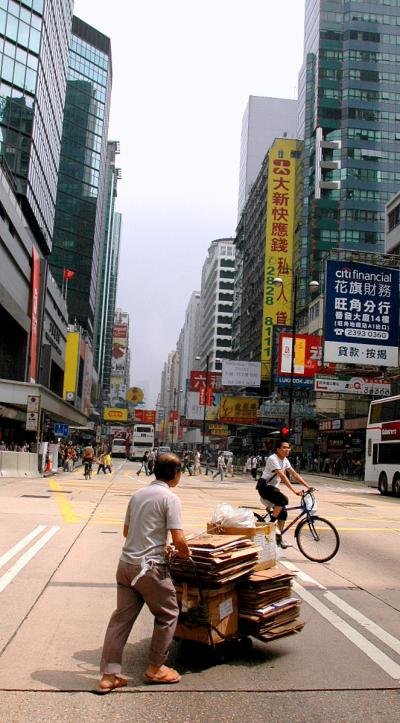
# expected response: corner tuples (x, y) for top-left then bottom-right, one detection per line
(174, 582), (238, 644)
(237, 567), (304, 641)
(170, 532), (262, 586)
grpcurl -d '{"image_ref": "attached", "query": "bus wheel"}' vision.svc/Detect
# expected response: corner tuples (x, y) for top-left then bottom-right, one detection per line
(392, 475), (400, 498)
(378, 472), (388, 495)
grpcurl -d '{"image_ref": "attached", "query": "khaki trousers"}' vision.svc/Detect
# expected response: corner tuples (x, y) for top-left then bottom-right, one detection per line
(100, 560), (179, 674)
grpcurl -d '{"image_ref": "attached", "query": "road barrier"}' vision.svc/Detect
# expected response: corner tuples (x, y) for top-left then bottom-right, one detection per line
(0, 451), (40, 478)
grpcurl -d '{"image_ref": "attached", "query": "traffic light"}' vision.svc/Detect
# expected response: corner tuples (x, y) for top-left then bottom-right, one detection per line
(280, 426), (290, 437)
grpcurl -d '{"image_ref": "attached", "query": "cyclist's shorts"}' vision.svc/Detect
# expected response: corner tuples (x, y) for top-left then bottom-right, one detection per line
(260, 485), (288, 508)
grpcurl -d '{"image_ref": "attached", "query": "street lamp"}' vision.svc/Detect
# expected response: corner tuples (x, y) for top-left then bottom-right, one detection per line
(273, 275), (319, 435)
(195, 354), (210, 453)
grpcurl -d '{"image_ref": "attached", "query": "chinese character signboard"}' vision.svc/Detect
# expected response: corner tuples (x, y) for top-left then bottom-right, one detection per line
(219, 396), (260, 424)
(221, 360), (261, 387)
(190, 371), (222, 405)
(324, 260), (399, 367)
(315, 376), (391, 396)
(104, 408), (128, 422)
(261, 139), (299, 380)
(134, 409), (156, 424)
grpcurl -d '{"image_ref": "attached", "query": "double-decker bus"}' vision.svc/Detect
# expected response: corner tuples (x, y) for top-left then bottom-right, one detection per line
(365, 394), (400, 497)
(130, 424), (155, 460)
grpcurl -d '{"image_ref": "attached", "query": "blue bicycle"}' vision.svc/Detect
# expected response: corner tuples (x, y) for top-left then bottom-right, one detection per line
(254, 489), (340, 563)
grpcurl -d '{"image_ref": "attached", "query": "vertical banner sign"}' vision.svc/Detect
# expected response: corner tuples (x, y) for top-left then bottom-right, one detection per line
(261, 139), (298, 380)
(324, 260), (399, 367)
(29, 247), (41, 383)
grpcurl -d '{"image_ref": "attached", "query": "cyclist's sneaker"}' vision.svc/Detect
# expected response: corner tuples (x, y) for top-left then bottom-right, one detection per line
(276, 535), (291, 550)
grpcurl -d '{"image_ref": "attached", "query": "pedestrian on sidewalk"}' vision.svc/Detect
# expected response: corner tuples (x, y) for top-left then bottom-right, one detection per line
(250, 454), (258, 480)
(204, 451), (213, 476)
(97, 453), (107, 474)
(97, 453), (191, 692)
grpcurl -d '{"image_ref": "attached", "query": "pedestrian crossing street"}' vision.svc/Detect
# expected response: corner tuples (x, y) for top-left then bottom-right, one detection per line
(48, 468), (264, 532)
(47, 466), (400, 534)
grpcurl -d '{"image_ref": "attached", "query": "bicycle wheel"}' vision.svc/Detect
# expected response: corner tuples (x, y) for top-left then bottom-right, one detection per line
(295, 516), (340, 563)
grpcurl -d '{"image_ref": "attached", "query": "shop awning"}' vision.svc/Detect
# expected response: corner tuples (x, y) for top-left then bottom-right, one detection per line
(0, 379), (88, 427)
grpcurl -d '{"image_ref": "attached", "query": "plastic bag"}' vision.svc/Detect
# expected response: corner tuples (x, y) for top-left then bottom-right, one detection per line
(303, 492), (317, 512)
(211, 503), (255, 528)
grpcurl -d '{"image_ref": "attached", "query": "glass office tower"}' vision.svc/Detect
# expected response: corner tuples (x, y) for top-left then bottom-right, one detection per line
(0, 0), (73, 254)
(50, 16), (112, 340)
(298, 0), (400, 301)
(95, 140), (122, 397)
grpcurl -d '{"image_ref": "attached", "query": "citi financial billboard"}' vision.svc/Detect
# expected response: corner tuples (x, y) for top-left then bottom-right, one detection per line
(324, 260), (399, 367)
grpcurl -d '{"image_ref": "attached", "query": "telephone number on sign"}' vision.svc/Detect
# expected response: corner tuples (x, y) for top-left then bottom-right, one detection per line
(344, 329), (389, 340)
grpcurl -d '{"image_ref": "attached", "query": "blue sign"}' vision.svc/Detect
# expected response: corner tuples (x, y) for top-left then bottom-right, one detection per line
(324, 260), (399, 367)
(277, 376), (314, 389)
(54, 423), (69, 437)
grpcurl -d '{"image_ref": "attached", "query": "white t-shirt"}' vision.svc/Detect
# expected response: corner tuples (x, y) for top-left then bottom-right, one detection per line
(121, 480), (182, 564)
(261, 453), (292, 488)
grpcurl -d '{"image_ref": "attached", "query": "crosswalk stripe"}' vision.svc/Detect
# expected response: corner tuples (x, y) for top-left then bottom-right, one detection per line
(0, 526), (47, 570)
(0, 527), (60, 594)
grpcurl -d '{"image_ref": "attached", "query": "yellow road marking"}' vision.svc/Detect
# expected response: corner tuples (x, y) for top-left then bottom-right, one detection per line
(48, 478), (81, 523)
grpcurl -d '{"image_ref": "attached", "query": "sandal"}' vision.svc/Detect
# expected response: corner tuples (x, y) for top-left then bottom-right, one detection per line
(96, 675), (127, 694)
(144, 666), (181, 684)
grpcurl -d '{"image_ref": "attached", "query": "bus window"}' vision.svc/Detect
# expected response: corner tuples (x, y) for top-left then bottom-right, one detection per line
(372, 443), (378, 464)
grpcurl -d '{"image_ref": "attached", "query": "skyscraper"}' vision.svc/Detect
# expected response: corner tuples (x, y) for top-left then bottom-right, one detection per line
(298, 0), (400, 301)
(50, 16), (112, 340)
(94, 141), (122, 397)
(199, 239), (235, 372)
(0, 0), (73, 254)
(238, 96), (298, 217)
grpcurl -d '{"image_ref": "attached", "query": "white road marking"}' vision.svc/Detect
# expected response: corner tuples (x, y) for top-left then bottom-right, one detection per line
(282, 561), (400, 678)
(291, 580), (400, 679)
(0, 526), (47, 571)
(282, 561), (400, 656)
(0, 526), (60, 593)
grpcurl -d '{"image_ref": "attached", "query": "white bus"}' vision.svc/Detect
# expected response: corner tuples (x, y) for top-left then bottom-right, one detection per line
(130, 424), (155, 460)
(111, 437), (128, 458)
(365, 394), (400, 497)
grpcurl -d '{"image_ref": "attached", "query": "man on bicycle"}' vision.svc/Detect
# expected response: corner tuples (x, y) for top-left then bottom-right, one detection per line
(82, 444), (95, 476)
(258, 440), (312, 549)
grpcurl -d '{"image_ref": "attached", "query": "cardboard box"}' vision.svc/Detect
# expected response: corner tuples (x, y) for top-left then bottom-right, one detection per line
(174, 582), (238, 644)
(207, 521), (276, 570)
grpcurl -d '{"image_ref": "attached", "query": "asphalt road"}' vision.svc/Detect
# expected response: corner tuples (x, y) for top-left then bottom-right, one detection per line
(0, 461), (399, 722)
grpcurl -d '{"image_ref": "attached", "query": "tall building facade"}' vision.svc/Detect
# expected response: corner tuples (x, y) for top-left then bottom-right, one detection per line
(178, 291), (201, 412)
(95, 141), (122, 396)
(50, 16), (112, 340)
(199, 238), (235, 372)
(238, 96), (298, 217)
(298, 0), (400, 303)
(0, 0), (73, 254)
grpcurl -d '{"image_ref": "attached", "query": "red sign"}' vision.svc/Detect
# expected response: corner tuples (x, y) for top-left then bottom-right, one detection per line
(190, 371), (222, 392)
(29, 247), (40, 383)
(134, 409), (156, 424)
(169, 410), (179, 422)
(278, 333), (335, 377)
(381, 422), (400, 441)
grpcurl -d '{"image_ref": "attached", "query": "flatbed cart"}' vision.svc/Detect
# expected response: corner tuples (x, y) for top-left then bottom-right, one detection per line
(172, 558), (254, 664)
(172, 558), (304, 664)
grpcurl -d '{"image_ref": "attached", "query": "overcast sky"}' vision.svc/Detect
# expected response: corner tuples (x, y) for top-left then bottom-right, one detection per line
(74, 0), (305, 405)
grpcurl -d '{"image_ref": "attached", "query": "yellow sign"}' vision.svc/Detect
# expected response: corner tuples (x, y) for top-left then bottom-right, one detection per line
(261, 138), (299, 380)
(219, 396), (259, 424)
(104, 407), (128, 422)
(125, 387), (144, 404)
(63, 331), (80, 399)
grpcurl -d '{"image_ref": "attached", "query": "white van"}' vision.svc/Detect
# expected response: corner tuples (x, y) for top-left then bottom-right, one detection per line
(111, 438), (127, 458)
